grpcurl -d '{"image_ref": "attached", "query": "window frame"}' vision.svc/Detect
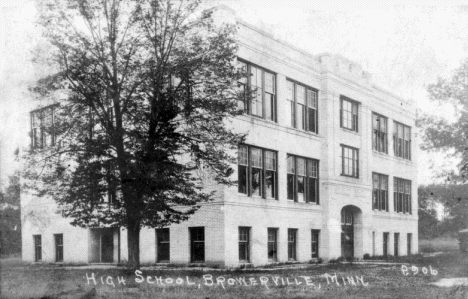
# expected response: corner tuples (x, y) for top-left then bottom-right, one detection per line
(383, 232), (389, 256)
(287, 154), (319, 204)
(286, 79), (319, 133)
(238, 145), (277, 200)
(393, 177), (412, 214)
(237, 59), (277, 122)
(372, 172), (389, 211)
(340, 144), (359, 178)
(238, 227), (251, 263)
(340, 96), (359, 132)
(372, 113), (388, 153)
(189, 227), (205, 263)
(30, 105), (58, 149)
(267, 228), (278, 262)
(54, 234), (63, 262)
(156, 228), (170, 263)
(287, 228), (297, 261)
(393, 121), (412, 160)
(394, 232), (400, 257)
(33, 235), (42, 262)
(311, 229), (320, 259)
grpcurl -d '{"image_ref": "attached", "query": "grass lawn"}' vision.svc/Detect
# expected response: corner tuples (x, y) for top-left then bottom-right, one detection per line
(1, 250), (468, 298)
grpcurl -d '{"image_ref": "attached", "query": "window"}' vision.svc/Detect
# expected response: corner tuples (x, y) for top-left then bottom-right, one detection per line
(34, 235), (42, 262)
(238, 145), (277, 199)
(372, 231), (376, 256)
(237, 60), (276, 121)
(189, 227), (204, 263)
(286, 80), (318, 133)
(288, 229), (297, 261)
(341, 145), (359, 178)
(372, 113), (388, 153)
(393, 122), (411, 160)
(31, 105), (56, 149)
(239, 227), (250, 263)
(287, 155), (319, 203)
(340, 96), (359, 132)
(54, 234), (63, 262)
(341, 209), (353, 225)
(372, 173), (388, 211)
(394, 178), (412, 214)
(394, 233), (400, 257)
(156, 228), (170, 262)
(383, 232), (389, 256)
(267, 228), (278, 262)
(311, 230), (320, 258)
(407, 233), (412, 255)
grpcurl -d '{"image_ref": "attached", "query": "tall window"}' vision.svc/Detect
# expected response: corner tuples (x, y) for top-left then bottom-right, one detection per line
(238, 145), (277, 199)
(34, 235), (42, 262)
(237, 60), (276, 121)
(383, 232), (389, 256)
(394, 233), (400, 257)
(156, 228), (170, 263)
(267, 228), (278, 262)
(341, 145), (359, 178)
(287, 155), (319, 203)
(189, 227), (205, 263)
(286, 80), (318, 133)
(31, 105), (56, 149)
(311, 230), (320, 258)
(288, 229), (297, 261)
(239, 227), (250, 263)
(54, 234), (63, 262)
(407, 233), (412, 255)
(372, 173), (388, 211)
(372, 113), (388, 153)
(340, 96), (359, 132)
(394, 178), (412, 214)
(393, 122), (411, 160)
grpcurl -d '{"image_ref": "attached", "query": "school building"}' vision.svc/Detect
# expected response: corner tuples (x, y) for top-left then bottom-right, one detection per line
(21, 14), (418, 267)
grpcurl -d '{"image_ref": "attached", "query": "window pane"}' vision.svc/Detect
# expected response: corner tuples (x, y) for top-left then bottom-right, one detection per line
(296, 158), (305, 176)
(297, 104), (305, 130)
(264, 72), (275, 94)
(286, 81), (294, 101)
(307, 160), (317, 178)
(238, 145), (248, 165)
(265, 93), (274, 121)
(296, 85), (305, 105)
(297, 176), (305, 202)
(307, 90), (317, 108)
(251, 168), (262, 197)
(265, 170), (275, 199)
(307, 177), (317, 203)
(250, 148), (262, 168)
(238, 165), (247, 194)
(268, 229), (277, 261)
(287, 173), (295, 200)
(308, 107), (316, 133)
(287, 155), (295, 174)
(265, 151), (276, 170)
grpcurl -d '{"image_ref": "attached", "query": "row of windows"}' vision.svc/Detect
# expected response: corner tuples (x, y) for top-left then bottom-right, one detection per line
(158, 227), (320, 263)
(238, 145), (319, 203)
(379, 232), (412, 256)
(372, 173), (412, 214)
(33, 234), (63, 262)
(236, 61), (412, 160)
(239, 145), (412, 213)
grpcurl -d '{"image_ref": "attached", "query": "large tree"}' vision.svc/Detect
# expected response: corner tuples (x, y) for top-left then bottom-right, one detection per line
(23, 0), (244, 267)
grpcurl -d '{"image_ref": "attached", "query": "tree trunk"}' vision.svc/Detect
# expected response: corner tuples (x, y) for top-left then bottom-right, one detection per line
(127, 221), (141, 269)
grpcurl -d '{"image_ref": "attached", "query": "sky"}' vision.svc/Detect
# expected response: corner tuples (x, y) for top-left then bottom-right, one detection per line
(1, 0), (468, 187)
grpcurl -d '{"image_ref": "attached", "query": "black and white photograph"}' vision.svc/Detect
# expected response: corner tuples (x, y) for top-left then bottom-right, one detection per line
(1, 0), (468, 298)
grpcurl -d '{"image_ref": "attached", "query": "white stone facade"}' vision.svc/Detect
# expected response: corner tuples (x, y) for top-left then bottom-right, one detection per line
(21, 19), (418, 267)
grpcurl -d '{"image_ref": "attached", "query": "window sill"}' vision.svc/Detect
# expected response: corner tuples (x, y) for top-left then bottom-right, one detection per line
(287, 199), (320, 205)
(340, 127), (360, 136)
(340, 174), (359, 179)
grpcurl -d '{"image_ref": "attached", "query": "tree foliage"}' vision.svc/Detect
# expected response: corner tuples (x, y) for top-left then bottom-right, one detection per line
(419, 59), (468, 180)
(23, 0), (244, 267)
(0, 174), (21, 256)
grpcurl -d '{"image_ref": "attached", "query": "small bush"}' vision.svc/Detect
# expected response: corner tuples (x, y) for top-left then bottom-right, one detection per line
(363, 253), (371, 260)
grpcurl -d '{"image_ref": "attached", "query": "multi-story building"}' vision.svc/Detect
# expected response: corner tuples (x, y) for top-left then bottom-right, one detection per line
(21, 15), (418, 267)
